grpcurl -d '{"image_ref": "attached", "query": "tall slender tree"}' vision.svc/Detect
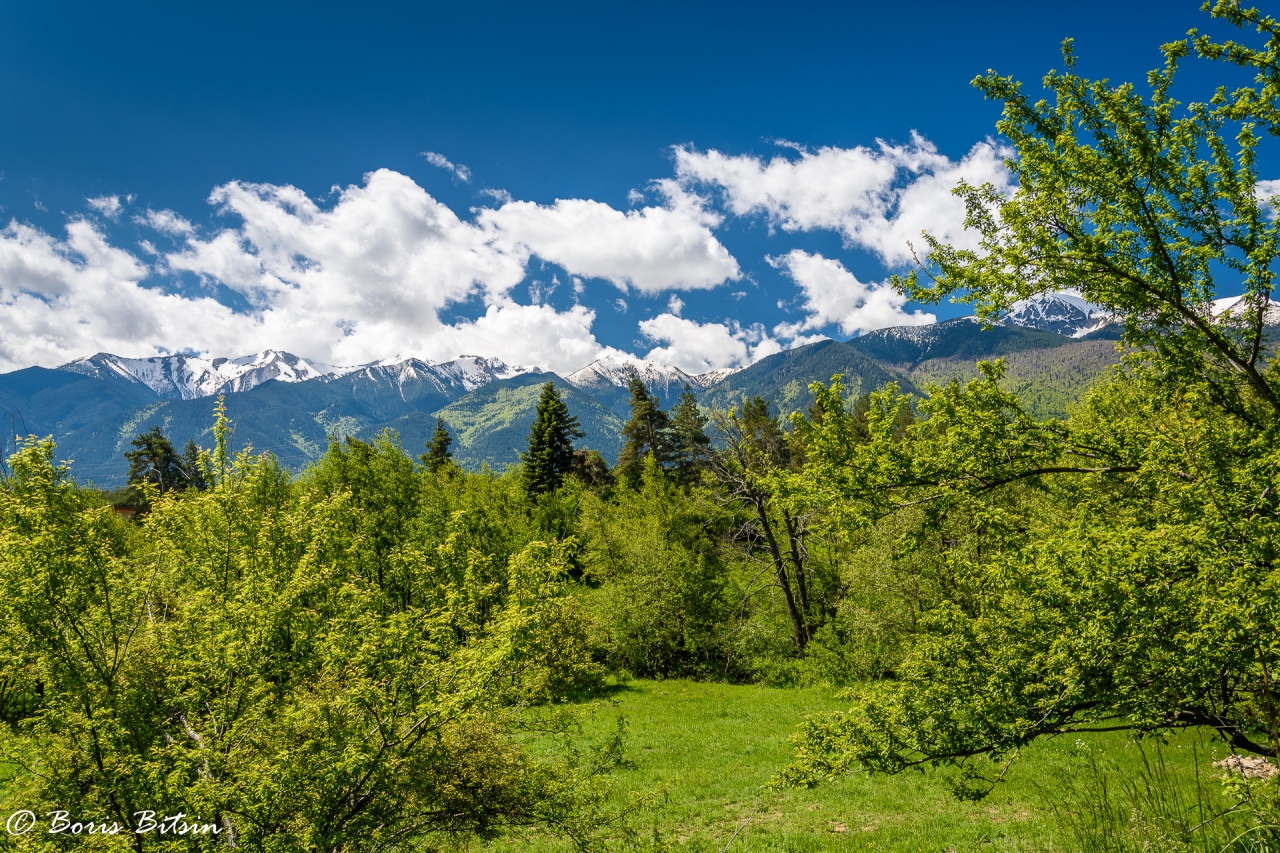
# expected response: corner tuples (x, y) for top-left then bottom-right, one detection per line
(708, 397), (814, 655)
(521, 382), (584, 497)
(616, 374), (676, 485)
(420, 417), (454, 473)
(669, 385), (711, 486)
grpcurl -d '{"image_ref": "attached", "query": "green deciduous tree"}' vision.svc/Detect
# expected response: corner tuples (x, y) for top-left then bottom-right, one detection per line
(709, 397), (818, 656)
(580, 456), (734, 678)
(520, 382), (584, 498)
(780, 5), (1280, 797)
(897, 2), (1280, 424)
(0, 429), (624, 851)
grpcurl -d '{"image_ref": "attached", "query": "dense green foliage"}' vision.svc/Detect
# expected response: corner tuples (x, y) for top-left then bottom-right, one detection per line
(0, 428), (628, 850)
(908, 337), (1123, 420)
(771, 7), (1280, 824)
(11, 5), (1280, 847)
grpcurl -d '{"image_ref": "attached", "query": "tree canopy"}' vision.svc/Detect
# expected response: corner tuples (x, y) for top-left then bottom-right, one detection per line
(520, 382), (584, 497)
(125, 424), (183, 494)
(777, 2), (1280, 796)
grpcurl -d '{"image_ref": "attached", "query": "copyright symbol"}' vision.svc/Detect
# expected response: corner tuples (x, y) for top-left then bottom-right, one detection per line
(6, 810), (35, 835)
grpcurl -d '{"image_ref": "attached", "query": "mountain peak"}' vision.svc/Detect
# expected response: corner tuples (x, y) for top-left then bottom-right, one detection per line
(57, 350), (346, 399)
(1003, 292), (1112, 338)
(566, 354), (738, 394)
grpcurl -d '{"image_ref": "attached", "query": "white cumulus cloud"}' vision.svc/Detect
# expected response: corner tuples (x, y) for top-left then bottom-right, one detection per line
(675, 134), (1012, 266)
(4, 170), (706, 375)
(136, 208), (196, 237)
(478, 187), (740, 294)
(639, 313), (781, 374)
(768, 249), (935, 338)
(0, 219), (250, 372)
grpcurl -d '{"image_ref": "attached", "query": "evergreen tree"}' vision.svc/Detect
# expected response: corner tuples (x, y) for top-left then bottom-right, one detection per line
(573, 449), (615, 492)
(520, 382), (584, 497)
(616, 373), (675, 485)
(125, 425), (182, 495)
(669, 385), (710, 486)
(420, 417), (454, 473)
(178, 439), (209, 490)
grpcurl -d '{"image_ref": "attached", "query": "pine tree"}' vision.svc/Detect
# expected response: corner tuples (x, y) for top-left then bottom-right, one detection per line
(125, 425), (182, 495)
(420, 418), (454, 473)
(520, 382), (584, 497)
(669, 385), (710, 486)
(616, 374), (675, 485)
(178, 439), (209, 490)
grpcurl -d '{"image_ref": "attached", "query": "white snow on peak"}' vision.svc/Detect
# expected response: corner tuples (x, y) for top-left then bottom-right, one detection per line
(566, 354), (737, 395)
(1211, 294), (1280, 325)
(59, 350), (348, 399)
(694, 366), (743, 386)
(56, 349), (540, 401)
(433, 355), (537, 391)
(1003, 292), (1114, 338)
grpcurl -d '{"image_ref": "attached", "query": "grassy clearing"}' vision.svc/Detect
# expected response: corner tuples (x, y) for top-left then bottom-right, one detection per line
(493, 679), (1239, 853)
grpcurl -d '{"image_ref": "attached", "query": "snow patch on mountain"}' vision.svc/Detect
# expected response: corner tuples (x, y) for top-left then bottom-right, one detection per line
(1003, 292), (1113, 337)
(1211, 294), (1280, 325)
(437, 356), (538, 391)
(851, 315), (984, 360)
(57, 350), (537, 401)
(566, 354), (737, 397)
(60, 350), (346, 400)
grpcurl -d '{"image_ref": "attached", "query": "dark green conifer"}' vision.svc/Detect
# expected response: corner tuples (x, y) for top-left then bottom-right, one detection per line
(520, 382), (584, 496)
(573, 448), (615, 491)
(738, 396), (789, 469)
(616, 373), (676, 485)
(669, 385), (710, 486)
(125, 425), (182, 495)
(420, 417), (454, 473)
(178, 439), (209, 490)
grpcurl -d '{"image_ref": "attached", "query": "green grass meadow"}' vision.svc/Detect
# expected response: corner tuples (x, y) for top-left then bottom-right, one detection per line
(494, 679), (1245, 853)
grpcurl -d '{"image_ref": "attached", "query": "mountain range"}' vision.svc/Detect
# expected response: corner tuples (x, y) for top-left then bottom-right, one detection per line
(0, 295), (1127, 486)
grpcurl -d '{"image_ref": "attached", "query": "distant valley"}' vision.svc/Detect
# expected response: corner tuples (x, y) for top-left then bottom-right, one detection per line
(0, 294), (1127, 486)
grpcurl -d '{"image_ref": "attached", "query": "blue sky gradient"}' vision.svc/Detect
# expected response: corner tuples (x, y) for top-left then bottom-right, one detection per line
(0, 0), (1257, 374)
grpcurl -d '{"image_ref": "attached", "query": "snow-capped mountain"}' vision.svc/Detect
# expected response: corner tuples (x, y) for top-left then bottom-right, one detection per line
(566, 354), (739, 397)
(326, 355), (538, 400)
(432, 356), (537, 391)
(849, 316), (986, 365)
(57, 350), (539, 403)
(1211, 294), (1280, 325)
(1003, 292), (1113, 338)
(59, 350), (347, 400)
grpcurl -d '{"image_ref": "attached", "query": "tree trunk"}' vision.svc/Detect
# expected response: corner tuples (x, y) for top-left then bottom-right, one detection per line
(783, 509), (811, 635)
(755, 499), (807, 655)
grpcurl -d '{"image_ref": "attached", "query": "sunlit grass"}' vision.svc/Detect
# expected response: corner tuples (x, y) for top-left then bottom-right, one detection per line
(493, 679), (1237, 852)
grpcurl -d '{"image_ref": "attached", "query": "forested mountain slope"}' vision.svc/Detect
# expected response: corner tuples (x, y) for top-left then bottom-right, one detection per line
(700, 339), (917, 413)
(1, 311), (1138, 483)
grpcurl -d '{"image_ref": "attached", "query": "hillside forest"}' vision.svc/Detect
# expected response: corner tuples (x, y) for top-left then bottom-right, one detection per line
(6, 3), (1280, 851)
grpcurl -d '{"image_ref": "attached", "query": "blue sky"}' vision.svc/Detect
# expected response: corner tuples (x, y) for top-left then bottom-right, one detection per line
(0, 0), (1252, 375)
